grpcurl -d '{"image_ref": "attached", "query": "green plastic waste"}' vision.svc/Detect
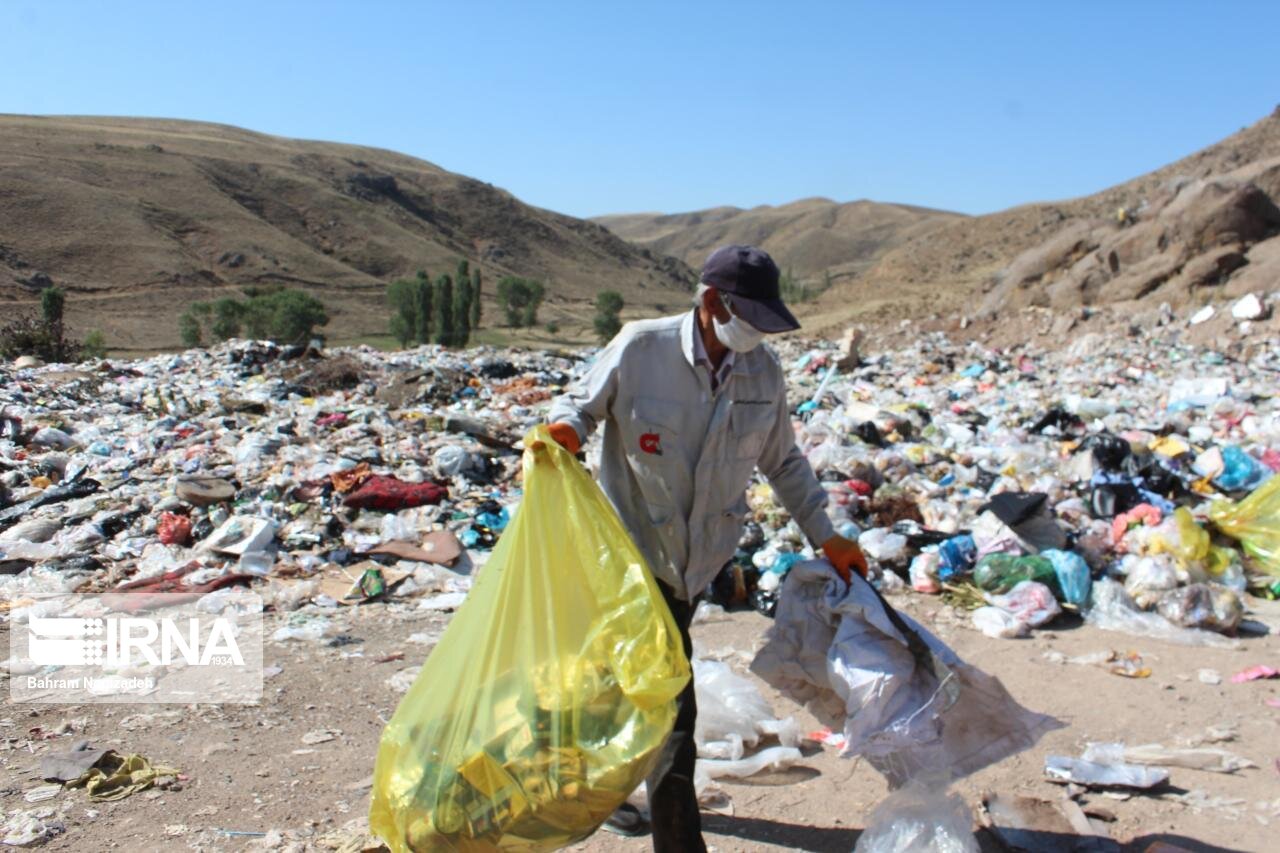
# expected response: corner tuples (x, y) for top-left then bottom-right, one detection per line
(974, 554), (1060, 595)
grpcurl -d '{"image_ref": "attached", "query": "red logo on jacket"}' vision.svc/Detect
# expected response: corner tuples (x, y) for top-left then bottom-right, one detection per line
(639, 433), (662, 455)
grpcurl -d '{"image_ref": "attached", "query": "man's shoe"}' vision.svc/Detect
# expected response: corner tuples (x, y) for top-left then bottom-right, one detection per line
(601, 802), (650, 837)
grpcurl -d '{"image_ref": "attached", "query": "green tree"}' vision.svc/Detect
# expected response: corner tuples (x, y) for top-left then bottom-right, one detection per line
(243, 289), (329, 344)
(82, 329), (107, 359)
(386, 278), (418, 347)
(496, 277), (546, 327)
(434, 274), (454, 346)
(414, 271), (433, 344)
(40, 287), (65, 330)
(180, 289), (328, 345)
(211, 297), (244, 340)
(453, 278), (472, 347)
(179, 311), (203, 347)
(470, 268), (482, 328)
(593, 290), (624, 343)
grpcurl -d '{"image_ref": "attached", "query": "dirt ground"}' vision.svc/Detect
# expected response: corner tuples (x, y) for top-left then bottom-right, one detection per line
(3, 589), (1278, 853)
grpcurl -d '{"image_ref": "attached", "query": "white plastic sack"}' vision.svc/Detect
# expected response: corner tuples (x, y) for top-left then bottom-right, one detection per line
(853, 782), (978, 853)
(751, 560), (1062, 787)
(693, 658), (799, 761)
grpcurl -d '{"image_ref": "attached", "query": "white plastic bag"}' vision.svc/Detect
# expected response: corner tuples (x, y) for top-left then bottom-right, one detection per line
(752, 560), (1062, 786)
(1085, 579), (1240, 649)
(853, 782), (978, 853)
(693, 658), (799, 760)
(983, 580), (1061, 627)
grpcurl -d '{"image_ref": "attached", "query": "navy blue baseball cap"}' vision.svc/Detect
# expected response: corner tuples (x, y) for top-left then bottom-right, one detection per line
(700, 244), (801, 333)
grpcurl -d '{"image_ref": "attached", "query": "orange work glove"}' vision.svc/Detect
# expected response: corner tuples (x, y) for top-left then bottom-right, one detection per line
(821, 535), (868, 583)
(547, 422), (581, 455)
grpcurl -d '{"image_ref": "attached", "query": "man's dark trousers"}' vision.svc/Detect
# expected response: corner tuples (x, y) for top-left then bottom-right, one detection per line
(645, 581), (706, 852)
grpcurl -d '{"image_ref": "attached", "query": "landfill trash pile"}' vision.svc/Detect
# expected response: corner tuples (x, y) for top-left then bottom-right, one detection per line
(697, 323), (1280, 648)
(0, 342), (581, 632)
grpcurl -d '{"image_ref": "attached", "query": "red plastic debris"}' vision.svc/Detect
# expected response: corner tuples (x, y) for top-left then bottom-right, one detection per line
(343, 475), (448, 511)
(845, 479), (874, 498)
(157, 512), (193, 546)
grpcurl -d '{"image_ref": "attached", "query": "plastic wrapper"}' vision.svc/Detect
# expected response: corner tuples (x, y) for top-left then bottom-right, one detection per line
(983, 580), (1061, 627)
(1044, 754), (1169, 788)
(1210, 475), (1280, 577)
(695, 746), (803, 786)
(909, 552), (942, 594)
(971, 606), (1029, 639)
(1122, 554), (1179, 609)
(1155, 583), (1242, 634)
(853, 782), (978, 853)
(1081, 741), (1254, 774)
(369, 426), (690, 852)
(1084, 579), (1240, 649)
(973, 554), (1057, 595)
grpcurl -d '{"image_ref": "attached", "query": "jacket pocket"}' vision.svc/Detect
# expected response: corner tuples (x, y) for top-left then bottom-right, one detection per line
(730, 402), (774, 460)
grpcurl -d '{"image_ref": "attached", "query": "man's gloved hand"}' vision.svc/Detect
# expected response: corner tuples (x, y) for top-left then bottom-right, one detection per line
(547, 422), (581, 455)
(821, 535), (868, 583)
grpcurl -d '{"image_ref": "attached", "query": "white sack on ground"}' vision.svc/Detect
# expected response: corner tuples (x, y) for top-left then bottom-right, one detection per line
(751, 560), (1063, 786)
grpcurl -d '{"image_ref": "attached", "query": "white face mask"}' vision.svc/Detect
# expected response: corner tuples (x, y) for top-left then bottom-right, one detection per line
(712, 295), (765, 352)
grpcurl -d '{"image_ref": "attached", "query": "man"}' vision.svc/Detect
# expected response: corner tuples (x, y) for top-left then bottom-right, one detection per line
(546, 244), (867, 851)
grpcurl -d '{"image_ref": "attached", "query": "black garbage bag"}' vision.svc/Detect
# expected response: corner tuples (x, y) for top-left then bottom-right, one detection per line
(1079, 432), (1131, 471)
(979, 491), (1069, 552)
(1026, 406), (1084, 434)
(854, 421), (887, 448)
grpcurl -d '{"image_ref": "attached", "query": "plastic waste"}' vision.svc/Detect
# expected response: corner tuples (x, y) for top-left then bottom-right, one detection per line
(859, 528), (908, 563)
(1084, 579), (1241, 649)
(909, 552), (942, 594)
(983, 580), (1061, 627)
(973, 553), (1058, 595)
(1210, 475), (1280, 577)
(1081, 741), (1255, 774)
(752, 560), (1062, 786)
(1044, 754), (1169, 788)
(853, 782), (978, 853)
(369, 426), (690, 852)
(1041, 549), (1091, 606)
(971, 606), (1029, 639)
(1155, 583), (1243, 634)
(695, 746), (803, 784)
(935, 534), (976, 581)
(1215, 446), (1271, 492)
(1122, 554), (1180, 609)
(693, 658), (799, 760)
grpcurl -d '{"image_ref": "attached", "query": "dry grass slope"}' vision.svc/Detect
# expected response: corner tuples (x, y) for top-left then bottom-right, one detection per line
(0, 115), (695, 352)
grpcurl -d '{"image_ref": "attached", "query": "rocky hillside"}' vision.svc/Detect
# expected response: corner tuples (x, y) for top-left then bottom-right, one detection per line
(594, 197), (963, 284)
(810, 109), (1280, 330)
(0, 115), (694, 352)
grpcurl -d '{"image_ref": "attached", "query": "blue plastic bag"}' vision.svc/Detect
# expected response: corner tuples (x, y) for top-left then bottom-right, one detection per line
(1215, 446), (1271, 493)
(936, 535), (977, 581)
(1042, 549), (1091, 606)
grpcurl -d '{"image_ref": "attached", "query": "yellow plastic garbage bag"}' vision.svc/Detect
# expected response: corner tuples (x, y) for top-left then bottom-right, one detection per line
(369, 425), (691, 852)
(1210, 475), (1280, 578)
(1148, 508), (1236, 579)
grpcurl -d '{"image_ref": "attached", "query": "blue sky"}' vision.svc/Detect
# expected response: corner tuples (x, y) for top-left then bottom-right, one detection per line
(3, 1), (1277, 218)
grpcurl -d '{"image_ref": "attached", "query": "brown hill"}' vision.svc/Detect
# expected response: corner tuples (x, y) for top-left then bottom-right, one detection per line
(593, 197), (964, 285)
(0, 115), (694, 352)
(811, 109), (1280, 331)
